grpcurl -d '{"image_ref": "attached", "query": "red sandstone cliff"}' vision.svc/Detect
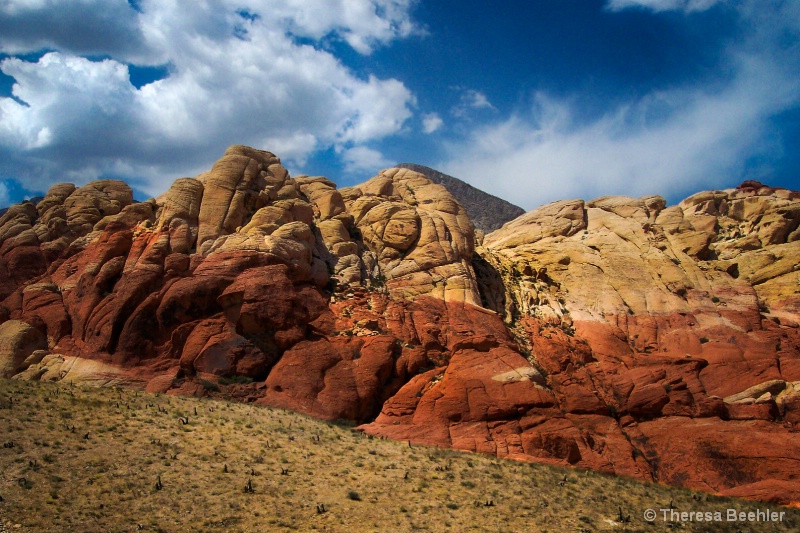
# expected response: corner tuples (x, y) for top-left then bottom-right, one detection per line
(1, 147), (798, 504)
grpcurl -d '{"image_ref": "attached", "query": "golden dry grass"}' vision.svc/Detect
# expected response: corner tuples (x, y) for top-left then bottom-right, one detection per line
(1, 378), (798, 533)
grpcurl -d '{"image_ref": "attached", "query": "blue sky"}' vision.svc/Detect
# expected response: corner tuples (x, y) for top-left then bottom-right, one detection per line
(1, 0), (798, 211)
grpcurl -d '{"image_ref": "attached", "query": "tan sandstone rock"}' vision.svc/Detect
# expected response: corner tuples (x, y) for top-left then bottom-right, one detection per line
(0, 319), (47, 377)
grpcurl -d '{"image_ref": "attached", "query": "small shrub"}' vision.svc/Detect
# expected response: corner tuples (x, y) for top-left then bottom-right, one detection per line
(199, 380), (220, 392)
(711, 296), (720, 303)
(445, 502), (459, 510)
(347, 490), (362, 501)
(219, 375), (253, 385)
(699, 337), (709, 344)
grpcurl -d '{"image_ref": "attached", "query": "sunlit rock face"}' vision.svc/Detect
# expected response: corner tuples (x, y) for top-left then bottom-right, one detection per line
(1, 145), (799, 505)
(456, 182), (800, 502)
(0, 144), (480, 393)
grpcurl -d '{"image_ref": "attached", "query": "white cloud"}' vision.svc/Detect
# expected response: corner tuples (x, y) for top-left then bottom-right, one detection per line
(439, 1), (800, 210)
(341, 145), (391, 174)
(422, 112), (443, 134)
(0, 0), (418, 196)
(0, 0), (419, 59)
(606, 0), (724, 12)
(465, 90), (494, 110)
(0, 54), (135, 151)
(335, 75), (415, 144)
(452, 89), (495, 118)
(0, 0), (149, 60)
(251, 0), (421, 55)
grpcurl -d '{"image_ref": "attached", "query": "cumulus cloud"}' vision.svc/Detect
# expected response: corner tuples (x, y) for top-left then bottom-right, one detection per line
(255, 0), (421, 54)
(0, 0), (149, 60)
(1, 54), (135, 151)
(0, 181), (9, 207)
(422, 112), (443, 134)
(0, 0), (418, 196)
(439, 0), (800, 210)
(0, 0), (418, 59)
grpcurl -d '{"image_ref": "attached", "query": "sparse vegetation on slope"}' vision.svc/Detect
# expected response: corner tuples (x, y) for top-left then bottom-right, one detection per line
(1, 380), (797, 533)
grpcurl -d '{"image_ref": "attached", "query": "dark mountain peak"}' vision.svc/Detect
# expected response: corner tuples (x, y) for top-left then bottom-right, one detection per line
(395, 163), (525, 233)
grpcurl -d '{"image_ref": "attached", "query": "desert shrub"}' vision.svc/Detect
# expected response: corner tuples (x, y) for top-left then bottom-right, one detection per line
(219, 375), (253, 385)
(199, 380), (220, 392)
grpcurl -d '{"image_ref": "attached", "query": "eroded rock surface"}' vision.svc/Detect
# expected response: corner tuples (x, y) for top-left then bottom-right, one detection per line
(0, 145), (479, 408)
(1, 147), (798, 506)
(441, 182), (800, 502)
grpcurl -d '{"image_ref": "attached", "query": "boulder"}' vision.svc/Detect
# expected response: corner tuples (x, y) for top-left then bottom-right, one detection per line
(0, 320), (47, 377)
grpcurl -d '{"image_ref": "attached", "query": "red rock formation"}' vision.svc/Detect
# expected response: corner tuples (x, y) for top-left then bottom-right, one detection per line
(1, 148), (799, 505)
(451, 184), (800, 504)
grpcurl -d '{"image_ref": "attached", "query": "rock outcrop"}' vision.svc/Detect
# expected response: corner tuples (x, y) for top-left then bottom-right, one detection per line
(363, 181), (800, 504)
(0, 145), (478, 394)
(342, 168), (480, 305)
(1, 147), (799, 506)
(0, 320), (47, 377)
(466, 183), (799, 498)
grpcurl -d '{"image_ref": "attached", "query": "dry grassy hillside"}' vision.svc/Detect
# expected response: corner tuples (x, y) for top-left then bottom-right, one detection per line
(0, 379), (798, 533)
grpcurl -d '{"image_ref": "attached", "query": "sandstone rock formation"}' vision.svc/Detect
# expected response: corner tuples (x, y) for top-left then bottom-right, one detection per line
(1, 146), (799, 506)
(363, 181), (800, 503)
(0, 145), (478, 391)
(342, 167), (480, 305)
(0, 320), (46, 377)
(468, 182), (800, 498)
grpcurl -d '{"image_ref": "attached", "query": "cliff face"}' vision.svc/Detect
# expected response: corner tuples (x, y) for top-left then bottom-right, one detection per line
(368, 182), (800, 503)
(1, 147), (799, 504)
(0, 146), (482, 416)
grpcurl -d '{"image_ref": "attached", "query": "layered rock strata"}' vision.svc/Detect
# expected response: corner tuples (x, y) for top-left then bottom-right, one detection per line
(1, 147), (799, 505)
